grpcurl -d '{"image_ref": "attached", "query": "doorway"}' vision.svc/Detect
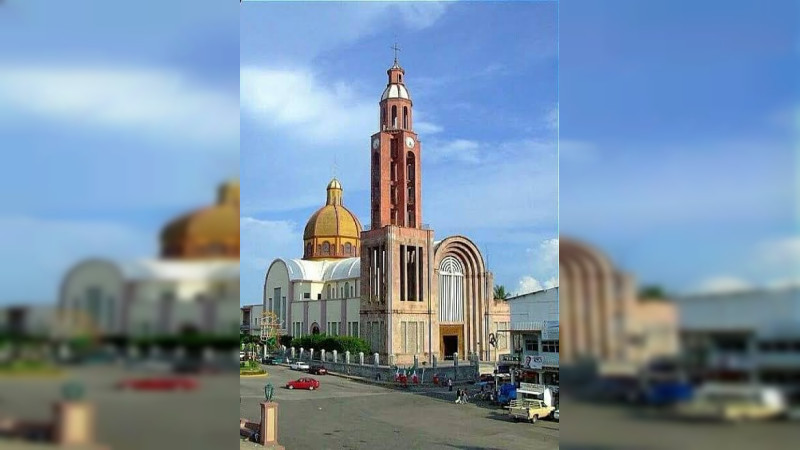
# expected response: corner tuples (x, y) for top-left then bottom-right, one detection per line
(443, 336), (458, 359)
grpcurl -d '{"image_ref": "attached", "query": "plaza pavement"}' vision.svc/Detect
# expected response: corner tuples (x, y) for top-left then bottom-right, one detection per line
(240, 365), (558, 450)
(0, 366), (239, 450)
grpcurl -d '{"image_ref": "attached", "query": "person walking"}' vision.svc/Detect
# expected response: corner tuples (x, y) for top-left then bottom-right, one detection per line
(455, 388), (462, 404)
(448, 378), (453, 392)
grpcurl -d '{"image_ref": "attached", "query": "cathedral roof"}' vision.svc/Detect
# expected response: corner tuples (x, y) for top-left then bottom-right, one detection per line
(160, 179), (239, 260)
(381, 83), (410, 101)
(280, 257), (360, 282)
(302, 179), (362, 260)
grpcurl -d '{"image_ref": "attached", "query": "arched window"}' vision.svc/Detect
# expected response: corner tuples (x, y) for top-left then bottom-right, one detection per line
(391, 105), (397, 128)
(322, 241), (331, 255)
(438, 256), (465, 322)
(403, 106), (408, 129)
(311, 323), (320, 335)
(305, 243), (312, 257)
(381, 107), (386, 128)
(344, 282), (350, 298)
(328, 285), (332, 299)
(407, 152), (415, 181)
(344, 242), (353, 256)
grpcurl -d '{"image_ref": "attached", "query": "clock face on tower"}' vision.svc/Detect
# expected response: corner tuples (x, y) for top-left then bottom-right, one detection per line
(372, 137), (380, 150)
(405, 137), (415, 149)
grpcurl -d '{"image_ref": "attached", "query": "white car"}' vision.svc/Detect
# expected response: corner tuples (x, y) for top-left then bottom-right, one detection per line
(290, 361), (310, 371)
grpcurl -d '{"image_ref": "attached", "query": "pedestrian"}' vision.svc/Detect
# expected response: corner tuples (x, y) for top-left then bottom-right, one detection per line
(455, 388), (462, 404)
(448, 378), (453, 392)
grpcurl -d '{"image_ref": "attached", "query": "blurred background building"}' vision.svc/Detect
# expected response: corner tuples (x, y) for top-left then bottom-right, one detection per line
(677, 286), (800, 400)
(560, 237), (679, 376)
(0, 181), (241, 347)
(57, 180), (240, 339)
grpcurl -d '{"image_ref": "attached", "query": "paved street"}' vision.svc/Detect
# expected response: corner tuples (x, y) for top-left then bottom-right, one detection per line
(240, 365), (558, 450)
(0, 366), (238, 450)
(561, 394), (800, 450)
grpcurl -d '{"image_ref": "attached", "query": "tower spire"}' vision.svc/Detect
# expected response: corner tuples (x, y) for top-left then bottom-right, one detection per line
(391, 42), (401, 66)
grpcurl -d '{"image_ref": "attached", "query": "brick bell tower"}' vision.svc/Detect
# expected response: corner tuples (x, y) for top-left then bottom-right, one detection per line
(361, 47), (436, 364)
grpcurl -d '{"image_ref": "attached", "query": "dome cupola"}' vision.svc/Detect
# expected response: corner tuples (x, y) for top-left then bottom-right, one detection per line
(302, 178), (362, 260)
(160, 179), (240, 260)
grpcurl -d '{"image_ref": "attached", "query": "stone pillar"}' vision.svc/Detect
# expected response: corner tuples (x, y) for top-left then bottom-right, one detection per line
(359, 352), (364, 365)
(321, 349), (326, 362)
(259, 402), (284, 449)
(53, 401), (94, 446)
(291, 347), (296, 359)
(299, 348), (304, 360)
(432, 354), (438, 369)
(413, 354), (419, 368)
(389, 354), (395, 367)
(454, 353), (459, 381)
(310, 348), (314, 361)
(374, 352), (380, 366)
(345, 351), (350, 364)
(333, 350), (338, 363)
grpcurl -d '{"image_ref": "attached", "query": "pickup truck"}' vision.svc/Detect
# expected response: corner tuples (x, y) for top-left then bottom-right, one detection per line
(508, 399), (554, 424)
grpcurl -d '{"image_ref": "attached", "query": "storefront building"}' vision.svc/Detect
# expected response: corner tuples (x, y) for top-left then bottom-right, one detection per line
(505, 287), (559, 387)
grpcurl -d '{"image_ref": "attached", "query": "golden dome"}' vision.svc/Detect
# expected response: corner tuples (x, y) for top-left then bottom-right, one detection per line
(303, 178), (362, 260)
(160, 179), (240, 260)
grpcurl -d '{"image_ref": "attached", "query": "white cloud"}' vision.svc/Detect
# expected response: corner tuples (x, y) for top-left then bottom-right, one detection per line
(427, 139), (481, 164)
(240, 217), (302, 271)
(757, 236), (800, 267)
(0, 66), (238, 145)
(425, 139), (557, 230)
(693, 276), (753, 294)
(240, 67), (373, 143)
(559, 139), (597, 163)
(0, 216), (153, 302)
(517, 275), (558, 295)
(415, 121), (444, 135)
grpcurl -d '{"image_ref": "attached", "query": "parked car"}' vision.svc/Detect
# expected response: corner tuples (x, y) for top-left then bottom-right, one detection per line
(117, 377), (198, 391)
(261, 356), (276, 365)
(290, 361), (310, 371)
(675, 383), (788, 422)
(508, 399), (555, 424)
(308, 365), (328, 375)
(286, 377), (320, 390)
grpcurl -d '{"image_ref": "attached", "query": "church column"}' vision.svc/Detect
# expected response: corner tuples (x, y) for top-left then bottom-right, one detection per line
(559, 264), (572, 363)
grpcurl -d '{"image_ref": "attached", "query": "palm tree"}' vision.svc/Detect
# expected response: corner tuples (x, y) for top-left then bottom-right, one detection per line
(493, 285), (509, 301)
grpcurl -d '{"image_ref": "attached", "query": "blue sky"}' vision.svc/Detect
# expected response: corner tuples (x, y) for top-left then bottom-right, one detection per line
(559, 0), (798, 294)
(0, 0), (239, 304)
(240, 1), (559, 305)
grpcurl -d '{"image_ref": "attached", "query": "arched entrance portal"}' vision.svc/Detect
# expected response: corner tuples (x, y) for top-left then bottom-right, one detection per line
(310, 323), (320, 335)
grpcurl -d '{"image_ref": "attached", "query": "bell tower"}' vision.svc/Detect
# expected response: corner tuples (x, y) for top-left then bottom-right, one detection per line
(370, 45), (422, 230)
(361, 48), (435, 365)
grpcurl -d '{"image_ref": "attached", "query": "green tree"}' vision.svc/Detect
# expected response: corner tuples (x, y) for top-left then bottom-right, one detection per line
(640, 285), (667, 299)
(493, 285), (509, 300)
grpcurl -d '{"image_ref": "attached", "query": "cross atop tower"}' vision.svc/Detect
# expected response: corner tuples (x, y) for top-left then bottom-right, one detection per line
(391, 42), (401, 65)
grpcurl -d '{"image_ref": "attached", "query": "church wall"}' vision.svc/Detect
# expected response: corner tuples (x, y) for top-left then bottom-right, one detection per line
(307, 301), (321, 334)
(263, 260), (290, 331)
(127, 297), (160, 337)
(213, 298), (241, 336)
(60, 260), (126, 335)
(171, 301), (203, 334)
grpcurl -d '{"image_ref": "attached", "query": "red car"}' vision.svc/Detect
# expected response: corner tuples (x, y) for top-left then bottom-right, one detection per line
(286, 377), (320, 390)
(117, 377), (199, 391)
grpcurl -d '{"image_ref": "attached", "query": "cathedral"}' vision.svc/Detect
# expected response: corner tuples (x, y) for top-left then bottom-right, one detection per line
(263, 57), (510, 364)
(58, 180), (241, 338)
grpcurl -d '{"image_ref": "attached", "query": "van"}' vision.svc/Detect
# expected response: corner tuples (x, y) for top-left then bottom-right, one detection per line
(676, 383), (787, 422)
